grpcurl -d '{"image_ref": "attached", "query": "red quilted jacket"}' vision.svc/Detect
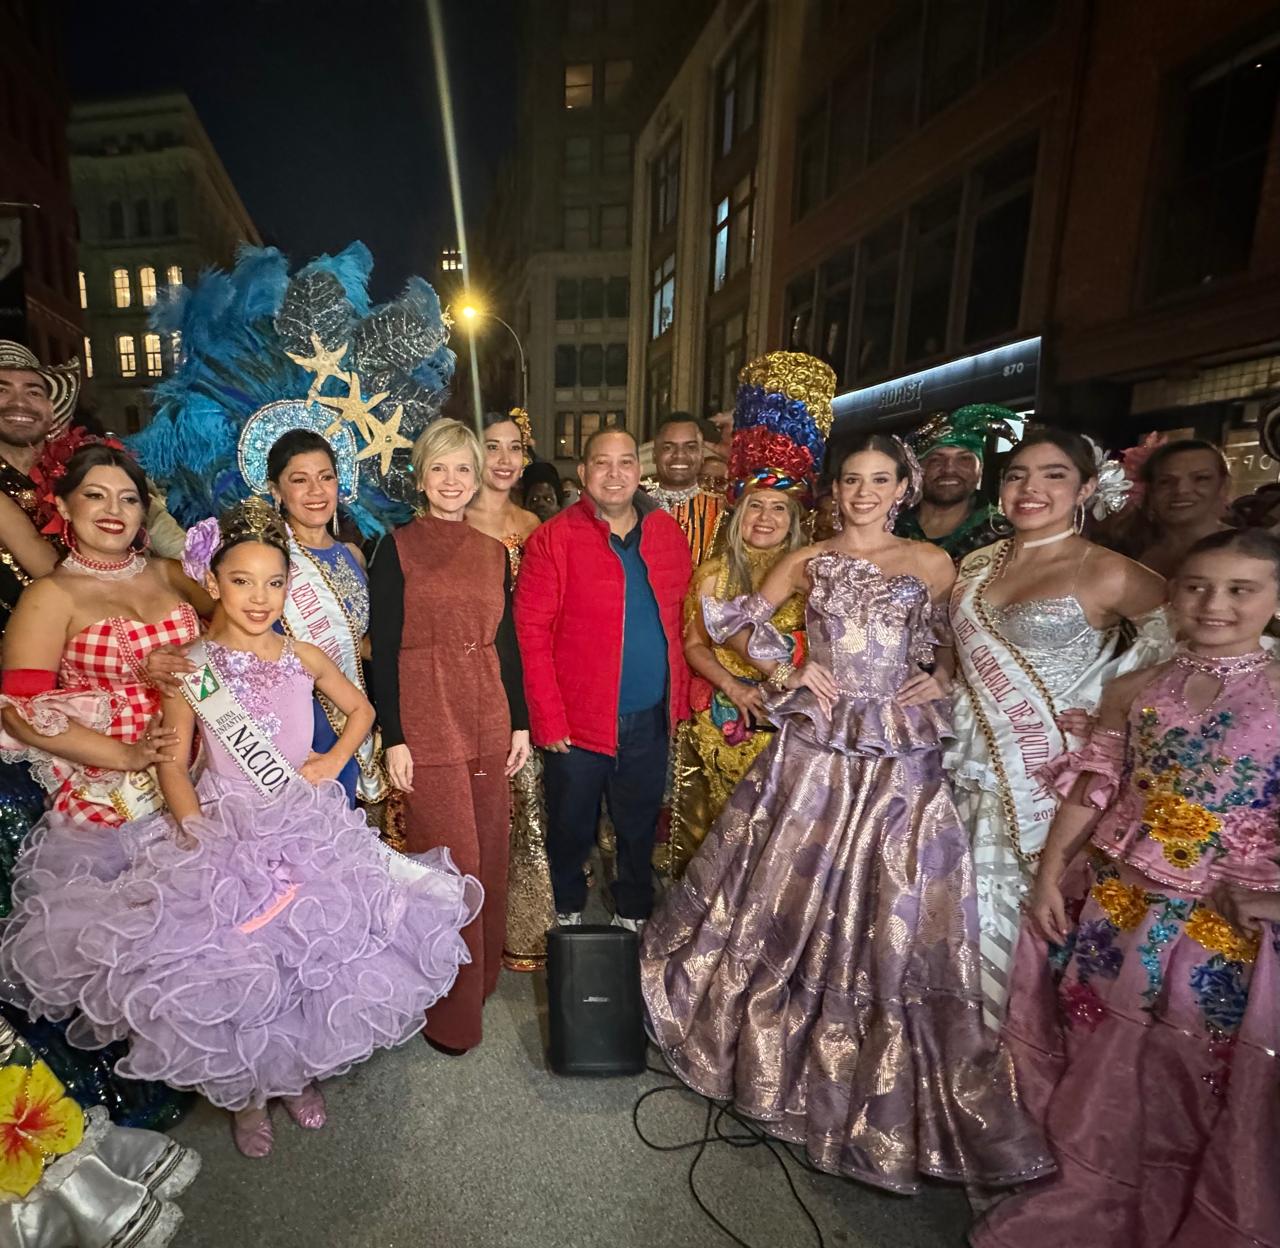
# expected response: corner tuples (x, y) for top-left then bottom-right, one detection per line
(514, 493), (692, 755)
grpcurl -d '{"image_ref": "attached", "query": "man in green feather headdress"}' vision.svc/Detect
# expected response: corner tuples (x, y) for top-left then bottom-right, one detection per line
(895, 403), (1015, 562)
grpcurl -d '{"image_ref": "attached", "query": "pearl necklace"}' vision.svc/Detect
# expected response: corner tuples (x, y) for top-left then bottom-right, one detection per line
(63, 550), (147, 580)
(1174, 648), (1271, 679)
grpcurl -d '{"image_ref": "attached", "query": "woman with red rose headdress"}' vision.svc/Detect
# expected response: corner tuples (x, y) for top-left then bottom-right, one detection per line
(663, 353), (821, 876)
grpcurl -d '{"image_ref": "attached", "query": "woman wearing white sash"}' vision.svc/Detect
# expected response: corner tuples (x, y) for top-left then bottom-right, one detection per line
(0, 500), (480, 1160)
(265, 428), (383, 808)
(943, 428), (1167, 1029)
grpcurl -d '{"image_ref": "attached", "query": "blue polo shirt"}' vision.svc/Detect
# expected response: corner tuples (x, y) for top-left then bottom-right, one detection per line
(611, 521), (667, 714)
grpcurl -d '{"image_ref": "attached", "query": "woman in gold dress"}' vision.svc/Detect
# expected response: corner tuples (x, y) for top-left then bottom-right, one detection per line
(465, 410), (554, 971)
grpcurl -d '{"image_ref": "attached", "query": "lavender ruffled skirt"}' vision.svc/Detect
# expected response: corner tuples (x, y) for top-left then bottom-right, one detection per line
(640, 699), (1053, 1194)
(0, 775), (481, 1110)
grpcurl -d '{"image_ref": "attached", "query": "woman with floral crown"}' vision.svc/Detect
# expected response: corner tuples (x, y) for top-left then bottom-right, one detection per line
(942, 428), (1168, 1030)
(664, 353), (824, 876)
(642, 426), (1053, 1193)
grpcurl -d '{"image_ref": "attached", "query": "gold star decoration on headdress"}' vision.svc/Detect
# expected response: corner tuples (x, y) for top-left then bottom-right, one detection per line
(286, 333), (351, 400)
(355, 404), (413, 475)
(314, 369), (390, 441)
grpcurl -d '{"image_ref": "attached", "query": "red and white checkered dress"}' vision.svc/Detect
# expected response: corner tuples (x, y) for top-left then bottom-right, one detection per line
(41, 604), (201, 825)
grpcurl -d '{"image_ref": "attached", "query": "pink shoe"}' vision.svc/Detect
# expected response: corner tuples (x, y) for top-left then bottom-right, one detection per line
(282, 1083), (327, 1129)
(232, 1107), (274, 1158)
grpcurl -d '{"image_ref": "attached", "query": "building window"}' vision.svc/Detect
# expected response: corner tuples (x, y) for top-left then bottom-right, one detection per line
(606, 275), (629, 319)
(112, 267), (131, 308)
(646, 355), (672, 437)
(440, 247), (463, 272)
(828, 58), (870, 192)
(1149, 32), (1280, 298)
(144, 332), (163, 377)
(869, 4), (923, 162)
(166, 264), (183, 287)
(555, 279), (579, 320)
(854, 218), (903, 380)
(124, 405), (140, 432)
(555, 344), (578, 388)
(599, 203), (629, 249)
(580, 344), (604, 387)
(563, 206), (591, 251)
(904, 183), (961, 363)
(107, 201), (124, 239)
(77, 269), (87, 310)
(564, 135), (592, 177)
(816, 251), (854, 382)
(793, 104), (828, 220)
(567, 0), (596, 32)
(924, 0), (982, 117)
(169, 331), (183, 370)
(116, 334), (137, 378)
(650, 252), (675, 338)
(83, 335), (93, 379)
(580, 278), (604, 319)
(603, 59), (632, 103)
(963, 138), (1036, 344)
(138, 265), (158, 308)
(564, 63), (594, 109)
(602, 132), (631, 176)
(161, 197), (178, 235)
(556, 409), (624, 458)
(651, 133), (681, 236)
(785, 273), (816, 352)
(705, 310), (747, 414)
(716, 22), (762, 158)
(711, 173), (755, 291)
(605, 342), (628, 387)
(134, 200), (152, 237)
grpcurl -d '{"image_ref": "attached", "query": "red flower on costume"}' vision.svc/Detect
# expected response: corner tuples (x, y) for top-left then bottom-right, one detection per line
(728, 428), (814, 491)
(29, 428), (127, 537)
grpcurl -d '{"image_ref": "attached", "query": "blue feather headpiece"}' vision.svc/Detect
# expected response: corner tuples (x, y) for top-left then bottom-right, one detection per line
(130, 242), (455, 537)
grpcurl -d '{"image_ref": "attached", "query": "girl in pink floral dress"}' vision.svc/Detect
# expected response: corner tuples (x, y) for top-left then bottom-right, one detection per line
(973, 527), (1280, 1248)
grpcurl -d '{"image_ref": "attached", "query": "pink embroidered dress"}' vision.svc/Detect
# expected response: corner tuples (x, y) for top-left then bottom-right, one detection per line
(0, 641), (482, 1112)
(974, 653), (1280, 1248)
(0, 605), (201, 825)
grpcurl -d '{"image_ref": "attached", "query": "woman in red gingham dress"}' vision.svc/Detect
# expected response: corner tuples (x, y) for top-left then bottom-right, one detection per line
(0, 445), (209, 824)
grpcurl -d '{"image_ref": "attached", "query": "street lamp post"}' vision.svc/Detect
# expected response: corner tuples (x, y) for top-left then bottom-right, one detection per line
(461, 304), (529, 416)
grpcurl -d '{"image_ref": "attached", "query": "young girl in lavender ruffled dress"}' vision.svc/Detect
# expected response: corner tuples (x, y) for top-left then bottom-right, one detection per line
(0, 501), (481, 1159)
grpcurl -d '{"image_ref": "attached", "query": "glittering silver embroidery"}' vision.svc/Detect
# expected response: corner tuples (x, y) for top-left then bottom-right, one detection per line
(993, 596), (1111, 698)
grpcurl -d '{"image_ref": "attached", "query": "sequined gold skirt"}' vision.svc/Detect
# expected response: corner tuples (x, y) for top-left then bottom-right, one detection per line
(503, 752), (555, 971)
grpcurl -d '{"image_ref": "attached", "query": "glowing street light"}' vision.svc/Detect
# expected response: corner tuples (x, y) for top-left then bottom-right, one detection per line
(457, 299), (528, 416)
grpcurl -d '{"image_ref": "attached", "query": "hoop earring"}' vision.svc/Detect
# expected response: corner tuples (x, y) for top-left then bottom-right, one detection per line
(1074, 502), (1086, 534)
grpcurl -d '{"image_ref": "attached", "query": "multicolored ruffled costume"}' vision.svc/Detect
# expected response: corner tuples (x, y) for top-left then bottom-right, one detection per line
(643, 553), (1053, 1192)
(0, 640), (481, 1111)
(974, 652), (1280, 1248)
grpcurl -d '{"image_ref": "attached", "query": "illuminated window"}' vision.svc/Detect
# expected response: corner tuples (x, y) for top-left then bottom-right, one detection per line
(651, 133), (681, 236)
(116, 334), (137, 378)
(650, 252), (675, 338)
(83, 335), (93, 379)
(603, 59), (631, 103)
(166, 264), (183, 287)
(77, 270), (87, 309)
(112, 267), (131, 308)
(139, 266), (158, 307)
(711, 173), (755, 291)
(440, 247), (463, 272)
(169, 331), (183, 368)
(564, 63), (594, 109)
(144, 333), (163, 377)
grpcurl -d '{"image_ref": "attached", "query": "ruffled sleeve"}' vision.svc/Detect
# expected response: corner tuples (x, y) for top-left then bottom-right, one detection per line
(1038, 726), (1127, 810)
(0, 688), (120, 798)
(702, 592), (797, 666)
(908, 598), (951, 670)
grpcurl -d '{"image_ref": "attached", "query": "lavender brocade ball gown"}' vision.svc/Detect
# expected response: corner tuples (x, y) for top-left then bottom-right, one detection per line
(0, 642), (481, 1111)
(640, 553), (1053, 1193)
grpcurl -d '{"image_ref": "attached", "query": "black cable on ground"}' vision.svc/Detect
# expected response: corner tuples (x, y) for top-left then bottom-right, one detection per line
(632, 1056), (827, 1248)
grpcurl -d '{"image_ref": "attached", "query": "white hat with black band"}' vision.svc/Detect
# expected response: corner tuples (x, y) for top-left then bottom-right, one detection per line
(0, 339), (80, 432)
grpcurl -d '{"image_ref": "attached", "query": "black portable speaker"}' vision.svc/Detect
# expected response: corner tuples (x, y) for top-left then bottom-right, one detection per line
(546, 925), (646, 1076)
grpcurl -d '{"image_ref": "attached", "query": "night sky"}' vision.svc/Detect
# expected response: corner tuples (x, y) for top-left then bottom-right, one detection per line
(66, 0), (518, 299)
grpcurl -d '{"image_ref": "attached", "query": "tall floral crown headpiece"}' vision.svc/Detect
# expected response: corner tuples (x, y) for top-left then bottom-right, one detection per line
(182, 497), (290, 582)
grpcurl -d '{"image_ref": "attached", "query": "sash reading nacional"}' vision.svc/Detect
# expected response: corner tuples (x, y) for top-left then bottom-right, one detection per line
(950, 542), (1067, 860)
(178, 641), (424, 883)
(281, 534), (386, 803)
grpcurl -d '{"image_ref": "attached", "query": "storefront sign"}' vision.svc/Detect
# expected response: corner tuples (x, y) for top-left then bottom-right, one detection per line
(831, 337), (1041, 433)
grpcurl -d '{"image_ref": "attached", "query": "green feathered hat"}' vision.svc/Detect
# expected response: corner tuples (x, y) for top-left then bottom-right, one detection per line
(910, 404), (1018, 462)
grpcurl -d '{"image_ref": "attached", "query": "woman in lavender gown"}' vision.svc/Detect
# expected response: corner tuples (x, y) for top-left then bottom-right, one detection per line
(640, 433), (1053, 1195)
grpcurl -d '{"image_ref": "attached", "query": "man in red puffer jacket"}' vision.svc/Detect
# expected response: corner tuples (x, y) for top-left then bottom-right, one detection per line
(515, 428), (691, 929)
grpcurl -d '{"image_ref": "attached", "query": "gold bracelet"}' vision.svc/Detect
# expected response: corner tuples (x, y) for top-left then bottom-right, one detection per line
(769, 660), (794, 690)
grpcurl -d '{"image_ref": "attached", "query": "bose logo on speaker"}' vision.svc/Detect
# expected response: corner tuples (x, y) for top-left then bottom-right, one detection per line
(583, 995), (611, 1004)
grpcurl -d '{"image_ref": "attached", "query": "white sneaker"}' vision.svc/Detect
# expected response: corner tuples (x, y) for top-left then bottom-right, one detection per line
(556, 912), (582, 927)
(611, 914), (643, 934)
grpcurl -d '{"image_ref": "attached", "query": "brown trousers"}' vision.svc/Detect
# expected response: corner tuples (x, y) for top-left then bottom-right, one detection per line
(403, 754), (510, 1051)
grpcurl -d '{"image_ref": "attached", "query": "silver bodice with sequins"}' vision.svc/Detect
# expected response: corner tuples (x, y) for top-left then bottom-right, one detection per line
(993, 596), (1113, 698)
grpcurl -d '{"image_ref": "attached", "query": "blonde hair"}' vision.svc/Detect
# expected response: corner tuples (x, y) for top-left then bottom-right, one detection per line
(411, 418), (483, 490)
(724, 488), (804, 595)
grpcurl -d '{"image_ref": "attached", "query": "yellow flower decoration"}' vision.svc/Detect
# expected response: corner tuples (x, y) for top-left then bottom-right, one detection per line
(1091, 877), (1148, 931)
(1187, 906), (1261, 964)
(0, 1061), (84, 1198)
(1143, 793), (1221, 847)
(1161, 838), (1202, 870)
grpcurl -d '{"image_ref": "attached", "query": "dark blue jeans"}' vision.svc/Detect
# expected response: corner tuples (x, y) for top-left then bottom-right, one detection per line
(543, 704), (669, 920)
